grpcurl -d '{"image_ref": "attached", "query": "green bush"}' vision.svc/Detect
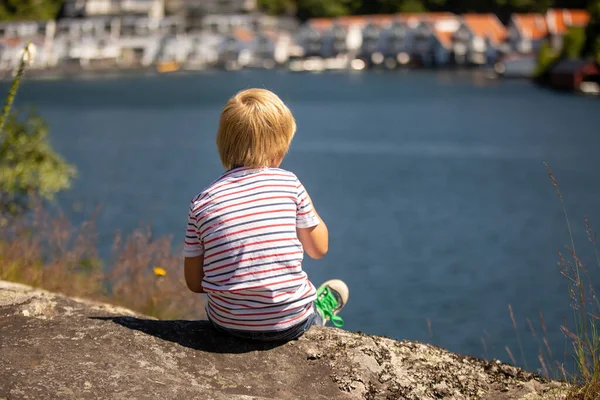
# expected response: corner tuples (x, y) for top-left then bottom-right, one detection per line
(534, 41), (559, 78)
(562, 26), (587, 60)
(0, 0), (63, 21)
(0, 45), (76, 216)
(0, 109), (77, 215)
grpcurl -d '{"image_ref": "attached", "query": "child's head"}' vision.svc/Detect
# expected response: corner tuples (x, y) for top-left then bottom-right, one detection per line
(217, 88), (296, 170)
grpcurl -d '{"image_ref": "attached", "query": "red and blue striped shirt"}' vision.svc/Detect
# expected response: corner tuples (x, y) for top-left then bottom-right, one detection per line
(183, 167), (319, 331)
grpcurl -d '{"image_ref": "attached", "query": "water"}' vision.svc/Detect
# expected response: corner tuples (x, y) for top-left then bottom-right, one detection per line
(6, 70), (600, 371)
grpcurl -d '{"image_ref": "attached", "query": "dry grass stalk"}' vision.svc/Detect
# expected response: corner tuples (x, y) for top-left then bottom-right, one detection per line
(0, 203), (205, 320)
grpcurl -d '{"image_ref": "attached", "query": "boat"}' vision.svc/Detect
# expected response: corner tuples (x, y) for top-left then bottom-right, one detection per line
(157, 60), (180, 73)
(493, 54), (537, 79)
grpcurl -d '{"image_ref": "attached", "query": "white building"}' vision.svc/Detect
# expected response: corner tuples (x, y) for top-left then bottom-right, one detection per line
(0, 21), (57, 70)
(63, 0), (164, 20)
(164, 0), (257, 15)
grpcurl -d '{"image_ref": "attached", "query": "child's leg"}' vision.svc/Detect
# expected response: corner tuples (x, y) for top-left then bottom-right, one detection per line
(314, 279), (349, 327)
(208, 308), (319, 342)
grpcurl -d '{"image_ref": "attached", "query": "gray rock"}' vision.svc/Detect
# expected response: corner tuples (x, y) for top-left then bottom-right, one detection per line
(0, 281), (568, 399)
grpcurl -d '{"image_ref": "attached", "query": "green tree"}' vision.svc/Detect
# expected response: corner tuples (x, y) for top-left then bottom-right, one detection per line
(0, 45), (76, 215)
(561, 26), (586, 59)
(0, 0), (64, 21)
(398, 0), (427, 12)
(583, 0), (600, 62)
(534, 40), (559, 78)
(257, 0), (296, 15)
(296, 0), (362, 20)
(0, 109), (76, 215)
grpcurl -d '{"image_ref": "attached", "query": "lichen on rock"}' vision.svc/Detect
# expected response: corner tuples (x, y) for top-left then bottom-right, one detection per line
(0, 280), (567, 399)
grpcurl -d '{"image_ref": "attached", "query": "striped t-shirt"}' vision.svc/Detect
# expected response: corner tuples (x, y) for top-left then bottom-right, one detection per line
(183, 167), (320, 331)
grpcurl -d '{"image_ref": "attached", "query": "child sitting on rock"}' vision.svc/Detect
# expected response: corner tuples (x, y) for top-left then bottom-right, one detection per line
(182, 88), (348, 341)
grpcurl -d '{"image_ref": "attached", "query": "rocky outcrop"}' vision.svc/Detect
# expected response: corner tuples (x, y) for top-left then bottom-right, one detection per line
(0, 280), (567, 399)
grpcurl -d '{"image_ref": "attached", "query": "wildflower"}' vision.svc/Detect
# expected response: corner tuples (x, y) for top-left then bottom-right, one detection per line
(153, 267), (166, 277)
(21, 42), (37, 66)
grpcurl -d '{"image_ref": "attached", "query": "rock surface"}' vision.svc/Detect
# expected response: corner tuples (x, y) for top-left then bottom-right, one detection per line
(0, 280), (567, 399)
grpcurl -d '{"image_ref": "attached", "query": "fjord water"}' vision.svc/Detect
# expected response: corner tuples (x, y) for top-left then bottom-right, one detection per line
(9, 70), (600, 370)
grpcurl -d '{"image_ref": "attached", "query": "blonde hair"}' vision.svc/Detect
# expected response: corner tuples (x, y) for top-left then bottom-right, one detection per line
(216, 88), (296, 170)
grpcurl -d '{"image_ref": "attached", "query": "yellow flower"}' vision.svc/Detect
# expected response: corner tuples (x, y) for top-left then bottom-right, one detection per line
(153, 267), (167, 277)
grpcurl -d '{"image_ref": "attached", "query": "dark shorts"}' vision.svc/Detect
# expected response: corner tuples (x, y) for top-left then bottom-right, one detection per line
(209, 306), (323, 342)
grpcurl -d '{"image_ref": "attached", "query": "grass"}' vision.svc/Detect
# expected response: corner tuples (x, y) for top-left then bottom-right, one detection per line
(543, 163), (600, 400)
(0, 45), (203, 320)
(0, 203), (205, 320)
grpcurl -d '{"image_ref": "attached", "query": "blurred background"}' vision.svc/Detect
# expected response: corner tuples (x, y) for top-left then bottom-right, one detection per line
(0, 0), (600, 377)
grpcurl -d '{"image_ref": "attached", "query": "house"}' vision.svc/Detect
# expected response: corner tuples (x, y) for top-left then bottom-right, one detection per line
(548, 59), (600, 92)
(507, 9), (589, 54)
(248, 30), (292, 68)
(452, 14), (508, 66)
(156, 31), (220, 69)
(506, 14), (547, 54)
(200, 14), (293, 35)
(409, 13), (460, 67)
(63, 0), (165, 20)
(0, 37), (54, 71)
(545, 9), (590, 51)
(216, 28), (254, 70)
(164, 0), (258, 31)
(65, 36), (121, 68)
(379, 19), (415, 67)
(164, 0), (257, 15)
(185, 33), (222, 69)
(299, 17), (364, 59)
(0, 21), (57, 70)
(55, 18), (116, 40)
(354, 15), (398, 66)
(295, 19), (331, 58)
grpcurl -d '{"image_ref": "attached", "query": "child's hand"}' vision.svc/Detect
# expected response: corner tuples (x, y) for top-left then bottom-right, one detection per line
(297, 192), (329, 259)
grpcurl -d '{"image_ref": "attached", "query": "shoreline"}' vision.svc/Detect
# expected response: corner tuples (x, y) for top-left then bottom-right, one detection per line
(1, 64), (509, 83)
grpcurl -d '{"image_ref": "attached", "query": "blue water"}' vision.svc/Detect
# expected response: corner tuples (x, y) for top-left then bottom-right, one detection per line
(7, 69), (600, 372)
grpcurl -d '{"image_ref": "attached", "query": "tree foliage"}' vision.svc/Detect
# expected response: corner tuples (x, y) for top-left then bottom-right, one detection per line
(534, 41), (559, 77)
(258, 0), (592, 19)
(562, 26), (587, 59)
(0, 109), (76, 215)
(0, 0), (64, 21)
(583, 0), (600, 62)
(0, 44), (76, 216)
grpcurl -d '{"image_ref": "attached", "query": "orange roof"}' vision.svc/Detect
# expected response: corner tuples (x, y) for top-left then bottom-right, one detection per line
(367, 14), (397, 27)
(261, 29), (280, 41)
(0, 38), (23, 47)
(398, 12), (456, 23)
(512, 9), (589, 38)
(462, 13), (507, 44)
(547, 9), (590, 34)
(435, 30), (454, 47)
(512, 13), (548, 40)
(307, 18), (334, 31)
(335, 15), (369, 27)
(232, 28), (254, 43)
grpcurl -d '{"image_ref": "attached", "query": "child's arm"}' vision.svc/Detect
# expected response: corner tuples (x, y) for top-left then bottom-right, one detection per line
(297, 192), (329, 260)
(184, 256), (205, 293)
(183, 199), (205, 293)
